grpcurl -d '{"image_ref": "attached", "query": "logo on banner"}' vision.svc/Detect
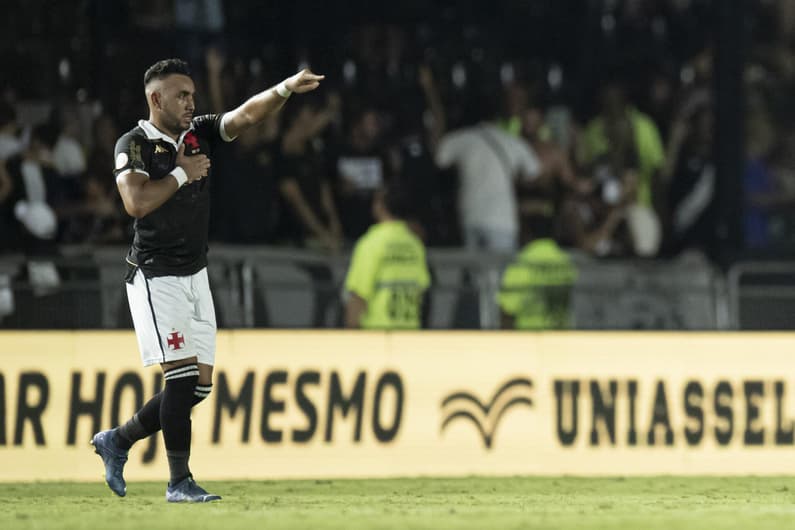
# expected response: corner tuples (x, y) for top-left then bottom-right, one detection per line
(440, 377), (533, 449)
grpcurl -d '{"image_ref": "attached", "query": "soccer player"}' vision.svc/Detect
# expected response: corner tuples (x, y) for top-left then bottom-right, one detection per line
(90, 58), (323, 502)
(344, 183), (431, 329)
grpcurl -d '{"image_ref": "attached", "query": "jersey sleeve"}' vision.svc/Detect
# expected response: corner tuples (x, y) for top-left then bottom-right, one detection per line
(113, 132), (152, 178)
(345, 236), (379, 301)
(192, 113), (236, 145)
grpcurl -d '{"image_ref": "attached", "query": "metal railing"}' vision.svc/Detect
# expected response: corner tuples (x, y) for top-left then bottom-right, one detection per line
(0, 245), (732, 330)
(727, 261), (795, 330)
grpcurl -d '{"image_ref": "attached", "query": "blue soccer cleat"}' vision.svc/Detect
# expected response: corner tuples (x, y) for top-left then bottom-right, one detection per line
(165, 476), (221, 503)
(90, 429), (128, 497)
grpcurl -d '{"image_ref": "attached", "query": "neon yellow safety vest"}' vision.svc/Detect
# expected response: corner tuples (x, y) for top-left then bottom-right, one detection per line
(497, 239), (577, 330)
(345, 221), (431, 329)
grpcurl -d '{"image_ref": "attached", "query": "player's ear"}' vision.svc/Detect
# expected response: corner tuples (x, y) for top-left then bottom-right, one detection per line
(150, 90), (161, 110)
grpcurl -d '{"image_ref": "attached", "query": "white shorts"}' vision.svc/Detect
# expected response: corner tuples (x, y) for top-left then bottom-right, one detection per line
(126, 267), (217, 367)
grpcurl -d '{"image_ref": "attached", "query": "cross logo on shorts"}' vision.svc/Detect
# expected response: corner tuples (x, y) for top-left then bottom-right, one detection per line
(167, 331), (185, 350)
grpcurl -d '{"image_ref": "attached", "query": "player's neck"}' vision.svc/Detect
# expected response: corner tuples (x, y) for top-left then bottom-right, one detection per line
(148, 115), (181, 142)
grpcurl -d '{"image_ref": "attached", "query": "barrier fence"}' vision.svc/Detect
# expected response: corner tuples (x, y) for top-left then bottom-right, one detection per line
(2, 331), (795, 481)
(0, 245), (735, 330)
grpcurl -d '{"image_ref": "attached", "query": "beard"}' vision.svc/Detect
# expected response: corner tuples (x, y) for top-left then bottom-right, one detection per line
(163, 111), (191, 135)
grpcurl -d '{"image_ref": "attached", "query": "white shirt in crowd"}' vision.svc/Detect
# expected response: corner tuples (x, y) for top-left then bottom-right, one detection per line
(52, 134), (87, 177)
(435, 123), (540, 248)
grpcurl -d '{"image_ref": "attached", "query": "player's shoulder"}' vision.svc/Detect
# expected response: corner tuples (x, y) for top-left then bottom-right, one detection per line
(115, 125), (148, 147)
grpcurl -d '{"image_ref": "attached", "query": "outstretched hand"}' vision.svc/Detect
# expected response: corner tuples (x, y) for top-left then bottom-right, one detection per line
(285, 69), (325, 94)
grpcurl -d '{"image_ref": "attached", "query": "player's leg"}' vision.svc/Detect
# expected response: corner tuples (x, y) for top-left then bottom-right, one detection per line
(195, 363), (213, 403)
(112, 361), (210, 455)
(103, 313), (214, 457)
(164, 267), (219, 503)
(91, 267), (171, 496)
(191, 267), (216, 403)
(160, 356), (200, 491)
(92, 270), (192, 497)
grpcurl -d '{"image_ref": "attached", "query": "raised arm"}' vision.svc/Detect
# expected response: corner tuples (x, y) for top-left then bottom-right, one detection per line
(418, 65), (446, 150)
(205, 47), (226, 114)
(222, 69), (325, 139)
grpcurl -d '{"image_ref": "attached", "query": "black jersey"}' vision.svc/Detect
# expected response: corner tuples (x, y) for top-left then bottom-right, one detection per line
(113, 114), (232, 277)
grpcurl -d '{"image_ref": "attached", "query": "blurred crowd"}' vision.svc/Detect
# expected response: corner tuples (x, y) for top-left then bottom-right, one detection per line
(2, 0), (795, 260)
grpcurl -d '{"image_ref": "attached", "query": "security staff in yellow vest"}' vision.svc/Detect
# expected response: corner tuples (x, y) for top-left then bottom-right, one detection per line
(497, 217), (576, 330)
(344, 182), (430, 329)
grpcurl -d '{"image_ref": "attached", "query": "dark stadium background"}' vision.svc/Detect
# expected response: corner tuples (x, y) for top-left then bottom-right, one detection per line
(0, 0), (791, 330)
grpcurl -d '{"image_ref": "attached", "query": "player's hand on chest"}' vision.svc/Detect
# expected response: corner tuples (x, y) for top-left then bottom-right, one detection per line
(175, 141), (211, 184)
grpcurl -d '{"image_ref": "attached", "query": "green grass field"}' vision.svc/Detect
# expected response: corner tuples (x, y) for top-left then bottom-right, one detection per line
(1, 477), (794, 530)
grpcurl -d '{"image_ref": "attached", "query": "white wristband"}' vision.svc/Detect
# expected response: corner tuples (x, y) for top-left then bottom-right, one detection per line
(276, 81), (292, 98)
(171, 166), (188, 188)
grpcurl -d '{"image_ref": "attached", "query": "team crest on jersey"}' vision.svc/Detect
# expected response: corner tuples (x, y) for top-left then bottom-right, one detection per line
(183, 132), (199, 153)
(167, 331), (185, 350)
(154, 144), (168, 154)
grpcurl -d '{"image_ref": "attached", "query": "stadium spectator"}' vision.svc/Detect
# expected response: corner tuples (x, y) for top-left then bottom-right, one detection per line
(663, 93), (717, 256)
(1, 124), (61, 295)
(517, 103), (593, 245)
(435, 97), (541, 253)
(0, 100), (25, 161)
(47, 108), (94, 240)
(0, 161), (14, 252)
(499, 81), (530, 137)
(742, 91), (793, 250)
(578, 80), (665, 256)
(557, 196), (629, 257)
(205, 47), (281, 243)
(75, 113), (128, 244)
(2, 124), (59, 252)
(331, 107), (387, 242)
(51, 107), (87, 179)
(344, 182), (430, 329)
(277, 96), (343, 252)
(497, 216), (576, 330)
(387, 64), (456, 245)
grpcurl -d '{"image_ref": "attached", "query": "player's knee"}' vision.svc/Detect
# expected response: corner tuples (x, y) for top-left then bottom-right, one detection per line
(161, 357), (199, 371)
(161, 364), (199, 422)
(193, 383), (212, 406)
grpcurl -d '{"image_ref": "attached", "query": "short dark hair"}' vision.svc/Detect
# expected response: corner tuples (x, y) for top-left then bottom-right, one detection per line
(144, 59), (191, 86)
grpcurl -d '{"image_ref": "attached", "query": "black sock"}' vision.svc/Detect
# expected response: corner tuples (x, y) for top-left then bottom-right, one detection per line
(193, 383), (212, 406)
(115, 392), (163, 450)
(115, 380), (211, 451)
(166, 450), (191, 485)
(115, 413), (146, 451)
(161, 365), (199, 485)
